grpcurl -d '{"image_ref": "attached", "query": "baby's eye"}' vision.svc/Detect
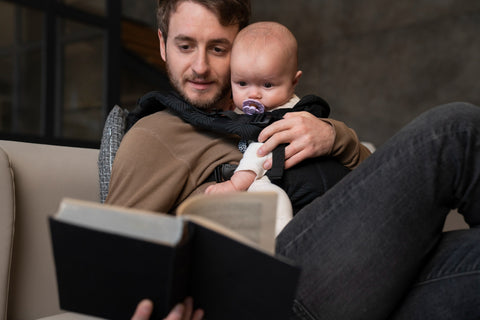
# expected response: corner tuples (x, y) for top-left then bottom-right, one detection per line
(238, 81), (247, 87)
(264, 82), (273, 88)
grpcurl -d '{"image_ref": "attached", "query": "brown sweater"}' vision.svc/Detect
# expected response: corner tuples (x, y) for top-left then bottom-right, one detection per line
(323, 119), (371, 170)
(106, 110), (370, 213)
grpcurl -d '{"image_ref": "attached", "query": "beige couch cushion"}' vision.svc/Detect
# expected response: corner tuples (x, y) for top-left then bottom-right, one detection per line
(0, 141), (100, 320)
(0, 146), (15, 320)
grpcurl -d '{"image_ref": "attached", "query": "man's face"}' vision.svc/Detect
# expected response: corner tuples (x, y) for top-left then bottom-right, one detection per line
(158, 2), (239, 110)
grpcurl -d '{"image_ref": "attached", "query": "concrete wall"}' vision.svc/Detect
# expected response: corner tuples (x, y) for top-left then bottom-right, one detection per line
(125, 0), (480, 147)
(251, 0), (480, 146)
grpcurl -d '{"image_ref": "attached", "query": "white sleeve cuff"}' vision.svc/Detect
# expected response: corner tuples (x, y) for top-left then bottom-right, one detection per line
(235, 142), (271, 178)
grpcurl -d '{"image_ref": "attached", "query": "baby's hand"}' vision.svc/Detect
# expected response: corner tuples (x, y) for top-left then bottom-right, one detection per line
(205, 181), (238, 194)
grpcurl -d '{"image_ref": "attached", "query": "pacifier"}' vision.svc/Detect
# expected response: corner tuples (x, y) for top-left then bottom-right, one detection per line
(242, 99), (265, 115)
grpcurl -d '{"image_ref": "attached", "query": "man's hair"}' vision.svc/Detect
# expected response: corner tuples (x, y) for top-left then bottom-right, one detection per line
(157, 0), (251, 40)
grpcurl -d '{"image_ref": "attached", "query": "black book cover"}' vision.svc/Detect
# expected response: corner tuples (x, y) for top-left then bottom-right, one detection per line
(49, 217), (300, 320)
(49, 218), (191, 319)
(188, 222), (300, 320)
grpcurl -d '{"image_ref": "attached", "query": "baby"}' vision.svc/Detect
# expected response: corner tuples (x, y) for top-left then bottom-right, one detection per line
(206, 21), (303, 233)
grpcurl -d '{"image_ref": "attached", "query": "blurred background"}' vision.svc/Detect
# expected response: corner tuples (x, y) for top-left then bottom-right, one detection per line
(0, 0), (479, 148)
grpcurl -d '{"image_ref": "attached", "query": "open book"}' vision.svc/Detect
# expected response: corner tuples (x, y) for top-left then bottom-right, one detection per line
(49, 193), (300, 320)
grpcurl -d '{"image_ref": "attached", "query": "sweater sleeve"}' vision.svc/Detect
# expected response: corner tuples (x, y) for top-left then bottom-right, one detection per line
(105, 126), (190, 213)
(322, 119), (371, 169)
(105, 111), (242, 213)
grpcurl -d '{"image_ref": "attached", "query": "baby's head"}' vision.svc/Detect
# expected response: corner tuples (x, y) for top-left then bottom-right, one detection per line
(230, 21), (302, 113)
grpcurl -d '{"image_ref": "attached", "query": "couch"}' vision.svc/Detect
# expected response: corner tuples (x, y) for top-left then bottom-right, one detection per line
(0, 140), (101, 320)
(0, 139), (469, 320)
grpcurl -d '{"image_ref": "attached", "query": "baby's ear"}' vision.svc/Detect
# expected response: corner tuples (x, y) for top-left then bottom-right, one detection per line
(292, 70), (303, 86)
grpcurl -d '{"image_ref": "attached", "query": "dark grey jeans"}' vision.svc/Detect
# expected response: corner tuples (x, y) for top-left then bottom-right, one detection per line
(276, 102), (480, 320)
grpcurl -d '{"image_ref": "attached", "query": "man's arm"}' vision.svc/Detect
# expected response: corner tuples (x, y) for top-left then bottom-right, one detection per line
(105, 126), (190, 212)
(106, 111), (242, 213)
(257, 111), (370, 170)
(323, 118), (372, 169)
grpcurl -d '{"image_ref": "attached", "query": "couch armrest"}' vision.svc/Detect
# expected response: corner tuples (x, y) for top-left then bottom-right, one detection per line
(0, 146), (15, 320)
(0, 140), (100, 320)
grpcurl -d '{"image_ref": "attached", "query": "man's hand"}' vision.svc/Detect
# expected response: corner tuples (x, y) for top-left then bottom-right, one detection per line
(131, 298), (204, 320)
(257, 112), (335, 169)
(131, 300), (153, 320)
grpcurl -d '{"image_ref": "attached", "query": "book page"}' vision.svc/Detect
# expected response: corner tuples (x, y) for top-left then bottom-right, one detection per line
(54, 198), (184, 246)
(176, 192), (277, 254)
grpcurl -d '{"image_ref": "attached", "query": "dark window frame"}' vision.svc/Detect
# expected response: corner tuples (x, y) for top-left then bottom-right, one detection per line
(0, 0), (121, 148)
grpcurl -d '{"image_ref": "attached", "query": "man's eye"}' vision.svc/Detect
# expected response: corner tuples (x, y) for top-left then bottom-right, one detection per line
(178, 44), (191, 51)
(264, 82), (273, 88)
(212, 46), (227, 55)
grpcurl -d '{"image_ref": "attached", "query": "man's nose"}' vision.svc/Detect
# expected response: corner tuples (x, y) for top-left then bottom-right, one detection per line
(191, 50), (209, 76)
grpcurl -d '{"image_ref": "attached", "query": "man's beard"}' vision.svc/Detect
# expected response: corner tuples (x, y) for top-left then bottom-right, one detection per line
(166, 65), (231, 111)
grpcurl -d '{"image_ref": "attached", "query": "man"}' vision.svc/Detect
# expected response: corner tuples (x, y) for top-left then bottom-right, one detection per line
(113, 0), (480, 319)
(105, 0), (369, 213)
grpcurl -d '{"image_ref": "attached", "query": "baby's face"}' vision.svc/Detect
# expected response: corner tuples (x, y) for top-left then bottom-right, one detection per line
(230, 46), (298, 111)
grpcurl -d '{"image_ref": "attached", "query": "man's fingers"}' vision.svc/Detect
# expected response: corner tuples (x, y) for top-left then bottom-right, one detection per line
(258, 119), (292, 143)
(182, 297), (194, 320)
(284, 151), (308, 169)
(131, 299), (154, 320)
(263, 158), (272, 170)
(262, 144), (306, 170)
(258, 111), (335, 167)
(192, 309), (205, 320)
(258, 130), (291, 156)
(168, 303), (186, 320)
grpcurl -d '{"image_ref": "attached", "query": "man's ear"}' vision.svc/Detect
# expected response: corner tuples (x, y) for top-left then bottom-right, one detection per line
(158, 29), (166, 61)
(292, 70), (303, 87)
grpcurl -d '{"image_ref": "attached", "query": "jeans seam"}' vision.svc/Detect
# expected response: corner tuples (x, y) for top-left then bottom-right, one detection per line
(415, 270), (480, 287)
(292, 299), (318, 320)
